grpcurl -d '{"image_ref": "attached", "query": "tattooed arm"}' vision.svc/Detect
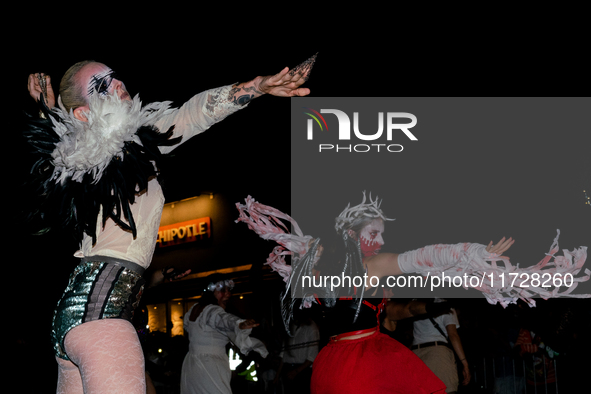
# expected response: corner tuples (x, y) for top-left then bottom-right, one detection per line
(157, 54), (317, 153)
(226, 53), (317, 105)
(225, 81), (266, 106)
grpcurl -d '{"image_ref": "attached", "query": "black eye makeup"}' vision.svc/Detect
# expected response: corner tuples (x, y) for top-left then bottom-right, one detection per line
(87, 70), (118, 97)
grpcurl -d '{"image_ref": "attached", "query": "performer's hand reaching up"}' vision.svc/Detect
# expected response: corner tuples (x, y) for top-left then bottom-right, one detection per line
(27, 73), (55, 109)
(486, 236), (515, 259)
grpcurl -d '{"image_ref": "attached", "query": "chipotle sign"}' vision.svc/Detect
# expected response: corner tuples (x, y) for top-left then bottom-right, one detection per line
(156, 217), (211, 248)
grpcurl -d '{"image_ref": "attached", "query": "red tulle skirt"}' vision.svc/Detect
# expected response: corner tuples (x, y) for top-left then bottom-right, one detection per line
(311, 330), (447, 394)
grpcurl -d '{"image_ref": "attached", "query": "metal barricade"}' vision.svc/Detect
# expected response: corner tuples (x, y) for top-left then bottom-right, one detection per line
(471, 354), (559, 394)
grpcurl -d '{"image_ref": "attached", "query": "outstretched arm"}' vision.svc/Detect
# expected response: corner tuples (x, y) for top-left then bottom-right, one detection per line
(365, 237), (514, 278)
(157, 54), (317, 154)
(225, 53), (316, 105)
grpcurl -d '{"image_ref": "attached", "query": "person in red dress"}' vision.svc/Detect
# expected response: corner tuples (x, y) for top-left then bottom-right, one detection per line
(236, 192), (514, 393)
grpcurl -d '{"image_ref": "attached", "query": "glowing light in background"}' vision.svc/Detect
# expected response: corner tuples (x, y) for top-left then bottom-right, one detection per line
(229, 348), (242, 370)
(228, 349), (258, 381)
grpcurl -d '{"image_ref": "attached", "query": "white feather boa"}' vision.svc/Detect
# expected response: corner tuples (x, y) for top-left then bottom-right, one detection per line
(50, 92), (175, 184)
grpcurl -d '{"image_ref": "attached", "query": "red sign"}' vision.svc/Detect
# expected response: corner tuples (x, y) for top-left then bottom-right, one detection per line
(156, 217), (211, 248)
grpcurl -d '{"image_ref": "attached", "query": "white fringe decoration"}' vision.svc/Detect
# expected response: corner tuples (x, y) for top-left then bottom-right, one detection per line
(398, 230), (590, 307)
(237, 196), (590, 308)
(236, 196), (315, 283)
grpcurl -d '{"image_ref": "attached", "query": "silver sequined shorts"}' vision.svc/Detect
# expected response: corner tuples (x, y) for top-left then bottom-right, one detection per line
(51, 256), (145, 361)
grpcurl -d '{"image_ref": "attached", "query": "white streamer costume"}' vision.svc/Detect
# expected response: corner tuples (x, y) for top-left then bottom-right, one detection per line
(397, 231), (590, 307)
(236, 193), (590, 309)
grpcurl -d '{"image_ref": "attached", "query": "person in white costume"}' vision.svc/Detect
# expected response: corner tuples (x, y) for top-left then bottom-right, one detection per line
(181, 276), (268, 394)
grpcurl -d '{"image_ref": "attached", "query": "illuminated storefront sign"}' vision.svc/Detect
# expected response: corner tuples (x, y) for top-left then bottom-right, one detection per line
(156, 217), (211, 248)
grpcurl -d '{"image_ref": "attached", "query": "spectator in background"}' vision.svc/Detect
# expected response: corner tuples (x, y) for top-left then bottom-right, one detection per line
(412, 299), (470, 394)
(513, 303), (559, 394)
(274, 309), (320, 394)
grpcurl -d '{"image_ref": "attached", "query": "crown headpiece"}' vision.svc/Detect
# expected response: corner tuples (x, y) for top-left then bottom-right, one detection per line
(334, 191), (394, 233)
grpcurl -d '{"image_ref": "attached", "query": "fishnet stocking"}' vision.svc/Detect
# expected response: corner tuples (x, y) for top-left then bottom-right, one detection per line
(56, 319), (145, 394)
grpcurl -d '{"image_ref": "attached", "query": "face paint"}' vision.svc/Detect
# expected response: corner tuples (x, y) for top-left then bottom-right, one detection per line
(88, 69), (116, 97)
(358, 219), (385, 257)
(80, 63), (130, 101)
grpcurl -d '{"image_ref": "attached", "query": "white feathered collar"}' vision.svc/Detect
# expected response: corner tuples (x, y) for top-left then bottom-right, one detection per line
(50, 92), (175, 184)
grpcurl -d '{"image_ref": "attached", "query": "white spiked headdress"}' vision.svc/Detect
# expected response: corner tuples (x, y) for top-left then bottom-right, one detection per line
(334, 191), (395, 233)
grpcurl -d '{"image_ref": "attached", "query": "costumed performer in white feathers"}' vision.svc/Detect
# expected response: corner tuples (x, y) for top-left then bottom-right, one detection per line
(23, 54), (316, 394)
(235, 192), (589, 394)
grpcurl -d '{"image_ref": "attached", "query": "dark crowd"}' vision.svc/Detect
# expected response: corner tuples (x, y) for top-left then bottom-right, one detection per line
(129, 287), (591, 394)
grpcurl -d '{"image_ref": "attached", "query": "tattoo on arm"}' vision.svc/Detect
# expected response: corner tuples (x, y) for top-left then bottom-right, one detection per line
(205, 93), (217, 115)
(227, 83), (264, 106)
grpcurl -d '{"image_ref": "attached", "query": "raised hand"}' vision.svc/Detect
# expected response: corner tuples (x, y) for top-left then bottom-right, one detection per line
(27, 73), (55, 109)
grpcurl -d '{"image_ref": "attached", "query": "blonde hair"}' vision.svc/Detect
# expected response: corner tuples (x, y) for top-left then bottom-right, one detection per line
(58, 60), (95, 112)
